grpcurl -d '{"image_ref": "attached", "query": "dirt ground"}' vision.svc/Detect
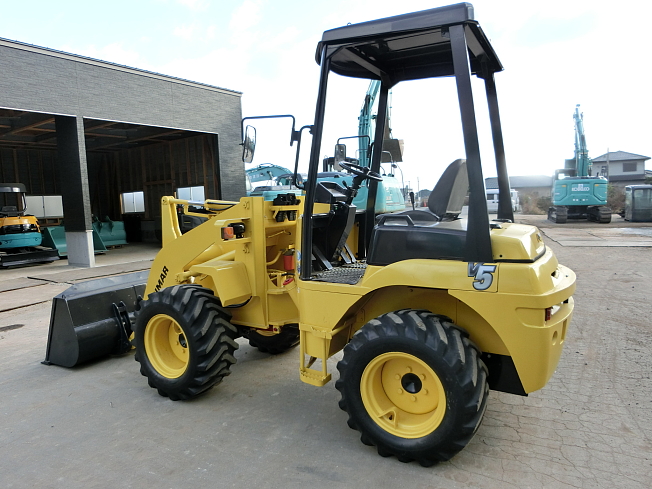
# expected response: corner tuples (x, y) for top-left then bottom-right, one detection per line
(0, 219), (651, 489)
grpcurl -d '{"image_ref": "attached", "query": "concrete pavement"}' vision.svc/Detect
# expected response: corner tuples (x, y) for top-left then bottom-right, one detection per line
(0, 229), (650, 488)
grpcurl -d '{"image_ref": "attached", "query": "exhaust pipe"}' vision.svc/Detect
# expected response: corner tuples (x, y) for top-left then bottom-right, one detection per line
(43, 271), (148, 367)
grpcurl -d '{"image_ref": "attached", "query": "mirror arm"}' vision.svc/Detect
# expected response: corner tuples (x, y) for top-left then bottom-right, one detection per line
(241, 114), (298, 146)
(292, 125), (313, 189)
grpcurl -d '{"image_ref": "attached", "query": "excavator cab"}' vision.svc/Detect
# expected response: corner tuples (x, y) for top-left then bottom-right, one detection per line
(0, 183), (58, 267)
(0, 183), (40, 249)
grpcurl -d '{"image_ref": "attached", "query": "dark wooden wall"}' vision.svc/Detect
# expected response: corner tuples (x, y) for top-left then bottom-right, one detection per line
(1, 134), (220, 219)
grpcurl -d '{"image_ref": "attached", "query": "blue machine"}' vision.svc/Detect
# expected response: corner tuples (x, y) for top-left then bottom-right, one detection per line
(0, 183), (59, 267)
(319, 80), (406, 213)
(243, 81), (406, 213)
(548, 105), (611, 223)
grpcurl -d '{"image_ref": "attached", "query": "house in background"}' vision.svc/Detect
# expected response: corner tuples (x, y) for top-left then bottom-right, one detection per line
(484, 175), (552, 198)
(485, 152), (650, 193)
(591, 151), (650, 187)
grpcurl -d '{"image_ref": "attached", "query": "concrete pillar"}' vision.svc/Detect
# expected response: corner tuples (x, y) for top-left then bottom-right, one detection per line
(55, 115), (95, 268)
(65, 231), (95, 267)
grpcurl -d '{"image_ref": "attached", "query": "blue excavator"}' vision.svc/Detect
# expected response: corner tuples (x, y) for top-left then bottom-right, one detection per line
(246, 163), (297, 188)
(321, 80), (406, 213)
(245, 80), (406, 213)
(0, 183), (59, 267)
(548, 105), (611, 223)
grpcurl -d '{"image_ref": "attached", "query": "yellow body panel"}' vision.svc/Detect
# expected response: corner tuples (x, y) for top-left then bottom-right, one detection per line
(190, 260), (251, 306)
(149, 195), (575, 394)
(0, 215), (40, 229)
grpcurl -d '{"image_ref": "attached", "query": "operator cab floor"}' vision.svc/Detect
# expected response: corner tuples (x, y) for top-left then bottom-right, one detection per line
(312, 261), (367, 284)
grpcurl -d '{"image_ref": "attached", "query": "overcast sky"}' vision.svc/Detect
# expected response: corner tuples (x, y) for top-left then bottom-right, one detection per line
(1, 0), (650, 191)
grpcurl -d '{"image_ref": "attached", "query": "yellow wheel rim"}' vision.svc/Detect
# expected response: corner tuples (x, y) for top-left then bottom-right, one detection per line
(360, 352), (446, 438)
(144, 314), (189, 379)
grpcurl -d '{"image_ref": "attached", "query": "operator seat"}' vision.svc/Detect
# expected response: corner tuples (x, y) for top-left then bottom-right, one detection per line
(1, 206), (20, 217)
(367, 159), (469, 265)
(392, 159), (468, 223)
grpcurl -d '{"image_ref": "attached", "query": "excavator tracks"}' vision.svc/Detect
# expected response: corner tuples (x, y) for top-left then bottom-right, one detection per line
(547, 206), (568, 224)
(548, 205), (611, 224)
(587, 205), (612, 223)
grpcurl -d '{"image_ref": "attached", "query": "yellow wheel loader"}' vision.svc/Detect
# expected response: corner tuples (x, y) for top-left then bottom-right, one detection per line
(45, 3), (576, 466)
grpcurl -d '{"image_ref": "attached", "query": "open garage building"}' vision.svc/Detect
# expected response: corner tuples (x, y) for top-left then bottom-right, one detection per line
(0, 37), (245, 267)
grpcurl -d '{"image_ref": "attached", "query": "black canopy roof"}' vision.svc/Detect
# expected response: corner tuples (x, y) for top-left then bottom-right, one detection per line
(315, 3), (502, 85)
(0, 183), (27, 194)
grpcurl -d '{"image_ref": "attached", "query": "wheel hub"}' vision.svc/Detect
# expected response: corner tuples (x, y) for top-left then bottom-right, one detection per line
(144, 314), (189, 378)
(401, 373), (422, 394)
(360, 352), (446, 438)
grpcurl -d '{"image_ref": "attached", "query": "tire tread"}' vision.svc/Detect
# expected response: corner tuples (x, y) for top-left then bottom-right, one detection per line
(133, 285), (238, 400)
(336, 309), (489, 465)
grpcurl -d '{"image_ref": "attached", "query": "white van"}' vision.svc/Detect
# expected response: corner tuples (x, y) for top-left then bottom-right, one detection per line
(487, 189), (520, 213)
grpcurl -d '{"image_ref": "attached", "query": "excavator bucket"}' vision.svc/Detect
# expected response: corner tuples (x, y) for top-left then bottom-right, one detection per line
(93, 218), (128, 247)
(41, 225), (107, 257)
(43, 271), (147, 367)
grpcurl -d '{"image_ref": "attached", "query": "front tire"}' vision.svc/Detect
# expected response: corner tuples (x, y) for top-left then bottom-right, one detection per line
(336, 310), (488, 466)
(133, 285), (239, 400)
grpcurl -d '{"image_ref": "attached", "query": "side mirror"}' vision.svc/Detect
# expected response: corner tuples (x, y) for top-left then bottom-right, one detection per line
(242, 125), (256, 163)
(334, 144), (346, 170)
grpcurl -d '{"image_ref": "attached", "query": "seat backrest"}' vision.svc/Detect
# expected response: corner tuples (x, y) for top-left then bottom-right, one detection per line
(1, 205), (20, 217)
(428, 159), (468, 219)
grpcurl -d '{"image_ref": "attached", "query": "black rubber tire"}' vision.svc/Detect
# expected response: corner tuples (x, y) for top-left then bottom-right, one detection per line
(247, 325), (300, 354)
(336, 309), (488, 466)
(133, 285), (239, 401)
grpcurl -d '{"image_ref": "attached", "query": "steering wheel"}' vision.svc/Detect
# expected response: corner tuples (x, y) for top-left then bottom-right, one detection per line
(339, 162), (383, 182)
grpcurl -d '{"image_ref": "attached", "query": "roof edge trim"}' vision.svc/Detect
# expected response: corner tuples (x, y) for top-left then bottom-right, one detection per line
(0, 37), (242, 97)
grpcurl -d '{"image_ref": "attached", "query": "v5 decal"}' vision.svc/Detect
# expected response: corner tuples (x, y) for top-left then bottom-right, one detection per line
(468, 263), (496, 291)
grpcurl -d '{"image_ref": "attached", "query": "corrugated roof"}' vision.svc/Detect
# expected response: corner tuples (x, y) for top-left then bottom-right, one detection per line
(592, 151), (650, 162)
(609, 175), (645, 182)
(485, 175), (552, 189)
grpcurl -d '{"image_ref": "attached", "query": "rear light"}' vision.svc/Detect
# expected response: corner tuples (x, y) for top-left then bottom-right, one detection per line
(545, 307), (552, 322)
(221, 227), (235, 240)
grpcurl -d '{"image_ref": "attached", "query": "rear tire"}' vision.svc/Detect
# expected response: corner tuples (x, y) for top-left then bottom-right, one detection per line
(133, 285), (238, 400)
(336, 309), (488, 466)
(247, 325), (299, 354)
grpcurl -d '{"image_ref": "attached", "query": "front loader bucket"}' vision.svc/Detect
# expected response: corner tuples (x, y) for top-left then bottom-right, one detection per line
(43, 270), (148, 367)
(41, 225), (107, 257)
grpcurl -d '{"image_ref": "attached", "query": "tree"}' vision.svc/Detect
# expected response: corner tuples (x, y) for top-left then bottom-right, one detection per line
(607, 184), (625, 213)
